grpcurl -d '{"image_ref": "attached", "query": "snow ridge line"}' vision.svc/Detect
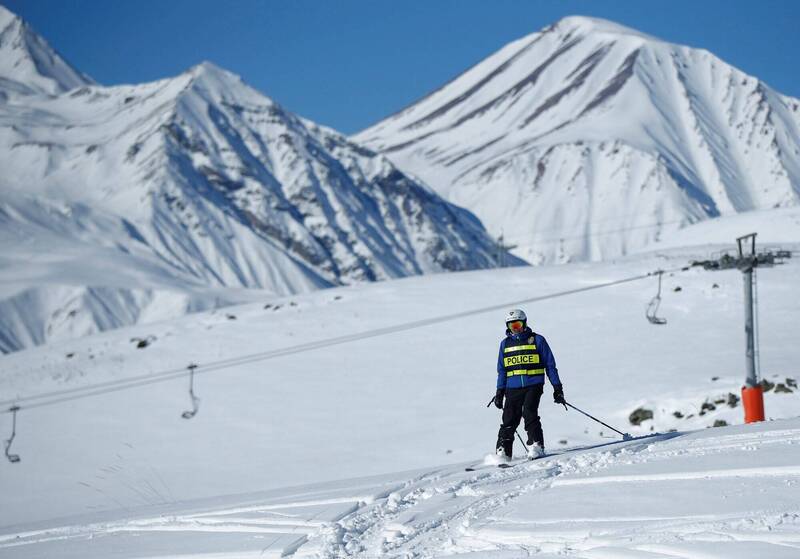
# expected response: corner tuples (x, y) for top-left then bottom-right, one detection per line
(1, 266), (685, 413)
(553, 465), (800, 486)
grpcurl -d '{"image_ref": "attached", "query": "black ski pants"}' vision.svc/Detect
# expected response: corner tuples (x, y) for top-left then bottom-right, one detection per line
(496, 384), (544, 456)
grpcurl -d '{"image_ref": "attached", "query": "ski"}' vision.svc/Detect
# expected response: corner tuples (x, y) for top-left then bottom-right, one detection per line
(465, 454), (549, 471)
(497, 454), (554, 468)
(466, 437), (653, 473)
(464, 460), (514, 472)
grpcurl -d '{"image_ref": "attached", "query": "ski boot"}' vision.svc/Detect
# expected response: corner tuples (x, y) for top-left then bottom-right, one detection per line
(526, 443), (545, 459)
(496, 447), (511, 462)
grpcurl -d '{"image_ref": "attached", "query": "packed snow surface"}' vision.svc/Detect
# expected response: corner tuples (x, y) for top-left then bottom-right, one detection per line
(1, 224), (799, 555)
(3, 414), (800, 558)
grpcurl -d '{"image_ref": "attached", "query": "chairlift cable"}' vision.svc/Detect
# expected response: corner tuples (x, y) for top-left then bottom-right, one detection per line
(1, 265), (691, 415)
(498, 218), (688, 245)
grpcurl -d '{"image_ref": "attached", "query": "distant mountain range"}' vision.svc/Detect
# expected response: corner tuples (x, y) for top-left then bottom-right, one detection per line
(356, 16), (800, 264)
(2, 7), (799, 352)
(0, 5), (510, 352)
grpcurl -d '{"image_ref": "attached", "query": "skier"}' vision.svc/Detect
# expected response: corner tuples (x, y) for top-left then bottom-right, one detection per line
(493, 309), (564, 460)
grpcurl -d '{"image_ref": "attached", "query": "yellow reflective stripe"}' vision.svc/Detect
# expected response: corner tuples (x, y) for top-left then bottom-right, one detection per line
(503, 354), (540, 367)
(504, 344), (536, 353)
(506, 368), (545, 377)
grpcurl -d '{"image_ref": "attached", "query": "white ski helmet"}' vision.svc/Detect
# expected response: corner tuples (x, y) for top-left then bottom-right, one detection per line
(505, 309), (527, 324)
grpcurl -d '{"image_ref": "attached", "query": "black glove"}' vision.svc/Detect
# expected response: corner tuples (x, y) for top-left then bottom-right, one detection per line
(553, 385), (565, 405)
(494, 388), (505, 409)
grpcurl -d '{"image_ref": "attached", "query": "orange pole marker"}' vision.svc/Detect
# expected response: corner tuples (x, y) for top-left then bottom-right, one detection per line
(742, 385), (765, 423)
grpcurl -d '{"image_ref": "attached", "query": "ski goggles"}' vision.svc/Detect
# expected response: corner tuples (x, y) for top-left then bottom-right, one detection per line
(507, 320), (525, 331)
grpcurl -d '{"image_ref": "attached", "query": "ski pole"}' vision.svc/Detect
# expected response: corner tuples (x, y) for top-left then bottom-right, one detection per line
(564, 401), (633, 441)
(487, 396), (528, 453)
(515, 429), (528, 454)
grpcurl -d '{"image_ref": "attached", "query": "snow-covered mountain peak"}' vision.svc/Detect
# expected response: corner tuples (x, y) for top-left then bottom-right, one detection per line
(185, 60), (246, 89)
(356, 16), (800, 265)
(0, 3), (22, 32)
(551, 15), (661, 43)
(0, 4), (14, 26)
(0, 12), (512, 351)
(177, 60), (281, 113)
(0, 4), (92, 96)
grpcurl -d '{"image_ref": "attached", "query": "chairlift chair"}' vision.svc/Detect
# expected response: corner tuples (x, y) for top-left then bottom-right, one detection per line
(182, 364), (200, 419)
(5, 405), (21, 463)
(646, 271), (667, 325)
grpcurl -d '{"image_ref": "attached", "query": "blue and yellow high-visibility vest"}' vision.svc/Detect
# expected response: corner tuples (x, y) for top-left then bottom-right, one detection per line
(502, 335), (546, 378)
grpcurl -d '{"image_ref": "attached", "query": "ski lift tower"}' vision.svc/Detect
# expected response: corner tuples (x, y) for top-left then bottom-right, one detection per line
(694, 233), (792, 423)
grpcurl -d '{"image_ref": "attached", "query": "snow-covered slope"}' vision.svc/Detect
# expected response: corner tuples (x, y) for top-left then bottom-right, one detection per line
(2, 208), (798, 532)
(0, 7), (511, 352)
(0, 190), (288, 351)
(6, 420), (800, 558)
(356, 16), (800, 264)
(0, 4), (92, 97)
(1, 235), (799, 555)
(650, 204), (800, 250)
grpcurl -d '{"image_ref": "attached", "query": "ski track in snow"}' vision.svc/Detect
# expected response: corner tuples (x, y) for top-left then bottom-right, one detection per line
(3, 426), (800, 558)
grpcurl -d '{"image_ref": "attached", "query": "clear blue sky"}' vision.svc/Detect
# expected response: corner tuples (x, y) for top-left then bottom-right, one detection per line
(5, 0), (799, 134)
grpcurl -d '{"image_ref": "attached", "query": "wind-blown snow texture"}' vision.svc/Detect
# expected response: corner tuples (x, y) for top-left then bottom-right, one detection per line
(0, 5), (508, 352)
(356, 16), (800, 264)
